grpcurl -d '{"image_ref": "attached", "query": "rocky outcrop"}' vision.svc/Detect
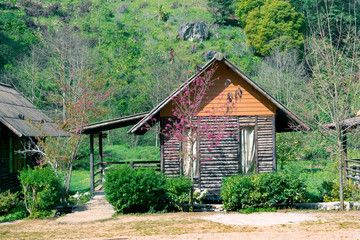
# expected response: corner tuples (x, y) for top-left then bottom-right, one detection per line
(178, 21), (209, 42)
(203, 50), (219, 61)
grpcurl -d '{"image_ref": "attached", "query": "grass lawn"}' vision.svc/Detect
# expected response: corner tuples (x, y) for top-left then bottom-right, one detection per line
(69, 170), (92, 194)
(279, 160), (336, 201)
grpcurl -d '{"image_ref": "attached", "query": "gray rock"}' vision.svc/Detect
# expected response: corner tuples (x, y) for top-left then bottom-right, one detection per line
(203, 50), (219, 61)
(178, 21), (209, 42)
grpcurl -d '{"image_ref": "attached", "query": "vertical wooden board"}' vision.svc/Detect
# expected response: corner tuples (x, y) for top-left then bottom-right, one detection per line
(162, 118), (181, 178)
(272, 115), (277, 171)
(198, 116), (239, 195)
(255, 116), (259, 174)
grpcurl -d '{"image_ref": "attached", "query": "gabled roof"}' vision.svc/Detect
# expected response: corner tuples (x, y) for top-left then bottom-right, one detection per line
(129, 55), (309, 135)
(0, 83), (66, 137)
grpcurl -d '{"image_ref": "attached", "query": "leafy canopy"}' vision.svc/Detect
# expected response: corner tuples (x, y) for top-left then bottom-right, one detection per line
(241, 0), (304, 55)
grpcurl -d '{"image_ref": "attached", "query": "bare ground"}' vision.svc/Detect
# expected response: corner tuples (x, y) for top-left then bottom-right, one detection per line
(1, 191), (360, 239)
(1, 210), (360, 239)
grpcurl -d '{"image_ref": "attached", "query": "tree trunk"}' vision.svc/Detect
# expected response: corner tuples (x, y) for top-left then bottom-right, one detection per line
(338, 132), (344, 211)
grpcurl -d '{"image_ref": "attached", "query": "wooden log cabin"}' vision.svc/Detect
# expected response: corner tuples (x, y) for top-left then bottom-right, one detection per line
(0, 83), (65, 192)
(129, 55), (308, 199)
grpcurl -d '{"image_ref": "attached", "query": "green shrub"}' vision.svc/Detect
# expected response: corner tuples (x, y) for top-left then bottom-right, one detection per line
(221, 172), (307, 211)
(0, 201), (28, 222)
(0, 190), (19, 216)
(166, 176), (192, 210)
(323, 180), (360, 202)
(18, 166), (62, 218)
(103, 166), (169, 214)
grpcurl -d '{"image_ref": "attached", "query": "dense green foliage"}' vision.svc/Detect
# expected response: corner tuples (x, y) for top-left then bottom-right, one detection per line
(323, 180), (360, 202)
(0, 190), (19, 216)
(166, 175), (193, 210)
(235, 0), (265, 27)
(103, 166), (192, 213)
(221, 172), (307, 211)
(245, 0), (304, 55)
(18, 167), (62, 218)
(104, 166), (169, 213)
(0, 203), (28, 222)
(207, 0), (234, 24)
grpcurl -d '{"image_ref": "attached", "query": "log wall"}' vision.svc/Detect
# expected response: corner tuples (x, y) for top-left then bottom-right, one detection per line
(160, 115), (275, 198)
(0, 125), (20, 192)
(0, 123), (35, 192)
(161, 119), (181, 177)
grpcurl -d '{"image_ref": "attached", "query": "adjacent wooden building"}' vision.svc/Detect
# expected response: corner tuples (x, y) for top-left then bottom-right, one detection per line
(0, 83), (65, 192)
(129, 55), (308, 198)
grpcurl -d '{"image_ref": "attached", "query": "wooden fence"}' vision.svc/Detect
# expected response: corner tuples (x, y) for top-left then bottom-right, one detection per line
(345, 159), (360, 183)
(91, 160), (161, 192)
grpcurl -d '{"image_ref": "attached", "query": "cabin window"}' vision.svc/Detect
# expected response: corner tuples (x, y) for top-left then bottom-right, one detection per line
(9, 135), (25, 174)
(240, 126), (255, 174)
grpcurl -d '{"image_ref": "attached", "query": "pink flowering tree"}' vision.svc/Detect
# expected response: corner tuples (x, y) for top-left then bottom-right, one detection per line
(160, 67), (240, 181)
(33, 69), (114, 196)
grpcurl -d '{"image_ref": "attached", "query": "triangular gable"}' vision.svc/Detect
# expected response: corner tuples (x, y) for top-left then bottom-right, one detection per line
(129, 55), (309, 135)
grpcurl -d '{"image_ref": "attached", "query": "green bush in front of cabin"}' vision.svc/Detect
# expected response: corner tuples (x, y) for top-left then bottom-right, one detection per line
(0, 190), (19, 216)
(103, 165), (193, 213)
(220, 172), (307, 211)
(18, 166), (62, 218)
(104, 165), (169, 213)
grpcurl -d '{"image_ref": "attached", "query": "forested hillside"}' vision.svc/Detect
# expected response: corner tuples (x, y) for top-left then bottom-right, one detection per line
(1, 0), (359, 148)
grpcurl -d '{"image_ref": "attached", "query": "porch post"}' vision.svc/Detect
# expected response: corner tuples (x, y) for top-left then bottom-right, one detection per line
(99, 132), (103, 184)
(272, 115), (277, 171)
(342, 130), (347, 182)
(90, 133), (95, 194)
(255, 116), (259, 174)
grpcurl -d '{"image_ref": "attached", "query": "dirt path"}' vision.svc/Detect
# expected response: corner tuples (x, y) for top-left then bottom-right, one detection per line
(53, 186), (115, 224)
(1, 211), (360, 239)
(1, 189), (360, 239)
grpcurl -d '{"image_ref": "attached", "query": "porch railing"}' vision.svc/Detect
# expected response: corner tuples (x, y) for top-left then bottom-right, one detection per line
(345, 159), (360, 183)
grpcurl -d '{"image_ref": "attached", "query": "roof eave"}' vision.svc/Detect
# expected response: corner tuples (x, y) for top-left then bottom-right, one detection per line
(128, 57), (219, 135)
(0, 116), (23, 137)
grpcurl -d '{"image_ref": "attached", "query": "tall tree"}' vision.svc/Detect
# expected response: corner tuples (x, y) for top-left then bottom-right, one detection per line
(300, 0), (360, 210)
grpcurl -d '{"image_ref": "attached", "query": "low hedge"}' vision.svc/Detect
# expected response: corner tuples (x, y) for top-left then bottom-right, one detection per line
(104, 166), (192, 213)
(221, 172), (307, 211)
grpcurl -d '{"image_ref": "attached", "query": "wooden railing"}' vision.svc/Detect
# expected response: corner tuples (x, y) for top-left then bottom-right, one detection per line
(345, 159), (360, 183)
(91, 160), (161, 190)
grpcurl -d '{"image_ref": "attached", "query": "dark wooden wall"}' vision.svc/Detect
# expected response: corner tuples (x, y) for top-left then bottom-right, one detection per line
(0, 123), (35, 192)
(0, 124), (19, 192)
(161, 119), (181, 178)
(160, 115), (276, 198)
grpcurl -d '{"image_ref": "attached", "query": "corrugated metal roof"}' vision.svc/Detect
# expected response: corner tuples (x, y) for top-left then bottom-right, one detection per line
(0, 83), (67, 137)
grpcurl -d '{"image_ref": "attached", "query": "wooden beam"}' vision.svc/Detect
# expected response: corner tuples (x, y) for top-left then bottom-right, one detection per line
(237, 116), (241, 174)
(272, 115), (277, 171)
(255, 116), (259, 174)
(90, 133), (94, 194)
(160, 118), (164, 173)
(99, 132), (103, 184)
